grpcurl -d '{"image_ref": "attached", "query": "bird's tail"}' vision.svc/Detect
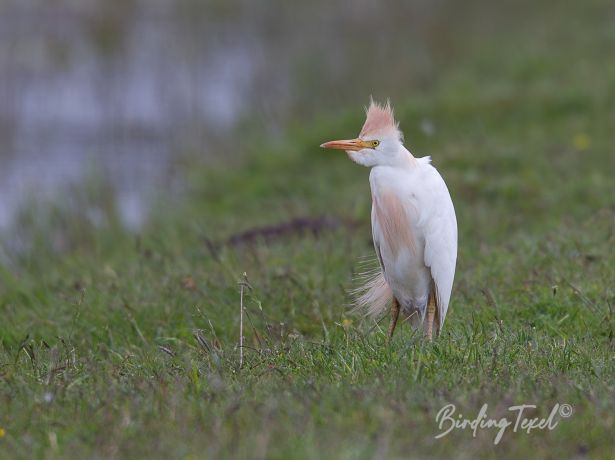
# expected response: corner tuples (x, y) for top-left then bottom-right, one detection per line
(350, 262), (393, 317)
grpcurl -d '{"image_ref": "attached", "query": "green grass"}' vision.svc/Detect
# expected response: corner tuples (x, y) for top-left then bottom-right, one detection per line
(2, 3), (615, 459)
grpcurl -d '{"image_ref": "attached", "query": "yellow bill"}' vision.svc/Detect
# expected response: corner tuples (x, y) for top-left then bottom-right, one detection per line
(320, 138), (373, 151)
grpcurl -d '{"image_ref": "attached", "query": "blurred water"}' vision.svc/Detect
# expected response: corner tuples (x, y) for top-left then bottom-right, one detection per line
(0, 1), (262, 230)
(0, 0), (471, 232)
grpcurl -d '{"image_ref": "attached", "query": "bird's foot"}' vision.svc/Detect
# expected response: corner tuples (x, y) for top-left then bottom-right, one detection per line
(387, 298), (401, 340)
(425, 296), (437, 341)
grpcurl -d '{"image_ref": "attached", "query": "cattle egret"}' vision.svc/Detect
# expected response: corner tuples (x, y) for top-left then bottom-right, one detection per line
(321, 100), (457, 340)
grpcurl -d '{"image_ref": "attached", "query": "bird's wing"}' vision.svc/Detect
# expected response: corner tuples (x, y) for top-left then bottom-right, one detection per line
(418, 164), (458, 328)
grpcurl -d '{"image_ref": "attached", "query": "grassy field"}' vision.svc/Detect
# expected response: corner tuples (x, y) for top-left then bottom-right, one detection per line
(2, 2), (615, 459)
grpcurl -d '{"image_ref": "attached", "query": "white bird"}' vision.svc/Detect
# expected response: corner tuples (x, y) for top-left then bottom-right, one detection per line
(321, 100), (457, 340)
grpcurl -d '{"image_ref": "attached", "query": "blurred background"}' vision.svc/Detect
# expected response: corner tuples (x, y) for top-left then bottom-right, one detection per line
(0, 0), (613, 238)
(2, 4), (615, 456)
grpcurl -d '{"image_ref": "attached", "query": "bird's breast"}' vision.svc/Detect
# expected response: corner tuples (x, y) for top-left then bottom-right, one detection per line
(372, 189), (416, 258)
(372, 185), (431, 308)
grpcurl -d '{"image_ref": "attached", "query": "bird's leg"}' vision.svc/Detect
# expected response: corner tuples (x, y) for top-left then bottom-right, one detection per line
(425, 291), (438, 341)
(388, 297), (401, 339)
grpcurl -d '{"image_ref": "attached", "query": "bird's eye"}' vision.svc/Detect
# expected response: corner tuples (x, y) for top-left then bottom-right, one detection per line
(371, 140), (380, 148)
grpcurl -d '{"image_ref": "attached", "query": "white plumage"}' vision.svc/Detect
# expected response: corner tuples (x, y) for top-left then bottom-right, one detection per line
(321, 100), (457, 339)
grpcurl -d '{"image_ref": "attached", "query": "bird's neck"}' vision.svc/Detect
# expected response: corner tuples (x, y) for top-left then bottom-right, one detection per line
(389, 145), (418, 169)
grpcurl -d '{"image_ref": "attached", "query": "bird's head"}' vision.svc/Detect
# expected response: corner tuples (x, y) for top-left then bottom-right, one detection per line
(320, 99), (406, 167)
